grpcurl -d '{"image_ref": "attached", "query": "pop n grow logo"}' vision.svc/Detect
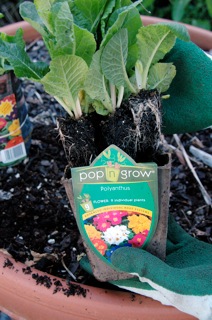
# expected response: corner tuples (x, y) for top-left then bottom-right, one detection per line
(71, 145), (158, 266)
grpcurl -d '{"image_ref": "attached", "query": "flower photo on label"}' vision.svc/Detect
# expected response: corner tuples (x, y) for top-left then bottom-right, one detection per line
(8, 119), (21, 136)
(85, 225), (101, 239)
(84, 208), (152, 260)
(128, 214), (151, 234)
(0, 94), (16, 117)
(90, 238), (107, 255)
(102, 225), (130, 245)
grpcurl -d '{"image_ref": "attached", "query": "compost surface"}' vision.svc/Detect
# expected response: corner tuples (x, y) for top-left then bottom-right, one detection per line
(0, 40), (211, 286)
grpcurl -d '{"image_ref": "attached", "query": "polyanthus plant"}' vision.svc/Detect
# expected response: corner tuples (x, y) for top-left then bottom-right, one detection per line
(0, 0), (145, 117)
(0, 0), (190, 164)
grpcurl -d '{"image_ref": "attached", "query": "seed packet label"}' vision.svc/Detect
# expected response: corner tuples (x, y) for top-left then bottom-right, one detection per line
(71, 145), (158, 266)
(1, 141), (27, 164)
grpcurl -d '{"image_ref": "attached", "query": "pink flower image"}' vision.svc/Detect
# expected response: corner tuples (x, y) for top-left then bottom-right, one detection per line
(0, 118), (7, 130)
(93, 215), (102, 226)
(119, 211), (128, 217)
(128, 230), (149, 247)
(96, 219), (111, 232)
(101, 212), (111, 219)
(109, 213), (122, 225)
(93, 210), (128, 230)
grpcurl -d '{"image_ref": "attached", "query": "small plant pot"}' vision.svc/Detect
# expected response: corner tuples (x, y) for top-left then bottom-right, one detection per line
(0, 18), (207, 319)
(62, 153), (171, 283)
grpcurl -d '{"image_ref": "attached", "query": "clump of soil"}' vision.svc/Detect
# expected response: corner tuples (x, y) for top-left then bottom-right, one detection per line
(59, 89), (164, 167)
(58, 115), (98, 169)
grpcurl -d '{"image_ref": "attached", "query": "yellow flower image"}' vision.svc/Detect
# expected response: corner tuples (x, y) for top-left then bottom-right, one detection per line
(0, 95), (16, 117)
(85, 225), (101, 239)
(128, 214), (151, 234)
(8, 119), (21, 136)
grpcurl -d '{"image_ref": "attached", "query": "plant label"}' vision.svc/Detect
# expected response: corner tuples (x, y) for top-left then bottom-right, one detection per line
(71, 145), (158, 280)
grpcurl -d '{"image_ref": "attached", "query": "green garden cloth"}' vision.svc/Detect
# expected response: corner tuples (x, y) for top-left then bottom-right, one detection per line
(162, 39), (212, 134)
(110, 215), (212, 320)
(81, 215), (212, 319)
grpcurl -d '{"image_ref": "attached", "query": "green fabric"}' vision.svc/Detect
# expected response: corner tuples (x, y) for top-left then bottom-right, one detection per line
(80, 255), (153, 291)
(80, 215), (212, 295)
(111, 215), (212, 296)
(162, 39), (212, 134)
(80, 215), (212, 318)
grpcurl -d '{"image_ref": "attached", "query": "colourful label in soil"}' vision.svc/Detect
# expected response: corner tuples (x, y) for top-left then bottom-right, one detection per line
(71, 145), (158, 266)
(0, 74), (27, 165)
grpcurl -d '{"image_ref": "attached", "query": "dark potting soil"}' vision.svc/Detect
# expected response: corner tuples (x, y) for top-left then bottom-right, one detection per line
(0, 40), (211, 292)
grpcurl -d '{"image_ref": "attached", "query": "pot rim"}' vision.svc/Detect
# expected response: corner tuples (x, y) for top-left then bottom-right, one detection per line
(0, 19), (200, 320)
(0, 252), (195, 320)
(1, 17), (212, 50)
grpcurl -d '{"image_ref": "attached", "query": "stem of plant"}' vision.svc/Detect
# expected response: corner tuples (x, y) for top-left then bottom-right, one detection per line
(55, 96), (74, 118)
(117, 86), (124, 108)
(74, 97), (83, 119)
(135, 61), (143, 90)
(110, 83), (116, 112)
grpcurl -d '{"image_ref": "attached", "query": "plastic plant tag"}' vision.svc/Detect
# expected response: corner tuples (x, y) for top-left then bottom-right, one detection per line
(71, 145), (159, 280)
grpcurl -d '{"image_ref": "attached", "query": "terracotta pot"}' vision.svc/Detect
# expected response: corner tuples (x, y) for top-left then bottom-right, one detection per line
(1, 17), (211, 49)
(1, 17), (208, 320)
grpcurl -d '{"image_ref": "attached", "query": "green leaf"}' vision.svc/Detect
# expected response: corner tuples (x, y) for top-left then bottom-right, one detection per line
(206, 0), (212, 18)
(92, 100), (111, 115)
(0, 29), (49, 80)
(84, 50), (113, 114)
(0, 68), (5, 75)
(101, 0), (143, 47)
(156, 22), (190, 42)
(41, 55), (88, 117)
(148, 63), (176, 93)
(171, 0), (191, 21)
(106, 0), (138, 28)
(34, 0), (54, 33)
(74, 25), (96, 66)
(0, 13), (4, 19)
(19, 1), (49, 38)
(100, 0), (117, 38)
(101, 29), (136, 93)
(0, 57), (13, 74)
(136, 23), (189, 89)
(48, 1), (75, 58)
(73, 0), (108, 33)
(33, 1), (96, 64)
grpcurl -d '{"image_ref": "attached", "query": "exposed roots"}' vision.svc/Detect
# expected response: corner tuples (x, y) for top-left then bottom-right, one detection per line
(57, 90), (167, 167)
(56, 116), (98, 170)
(129, 89), (162, 155)
(100, 89), (164, 162)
